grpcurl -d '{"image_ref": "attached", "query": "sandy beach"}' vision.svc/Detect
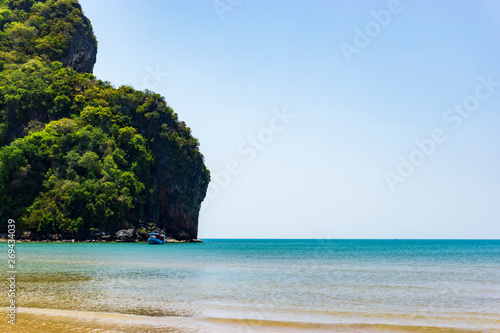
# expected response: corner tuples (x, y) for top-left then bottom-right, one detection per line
(1, 307), (494, 333)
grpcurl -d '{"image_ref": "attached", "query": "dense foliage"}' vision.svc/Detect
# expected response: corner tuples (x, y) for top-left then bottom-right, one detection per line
(0, 0), (209, 237)
(0, 0), (95, 67)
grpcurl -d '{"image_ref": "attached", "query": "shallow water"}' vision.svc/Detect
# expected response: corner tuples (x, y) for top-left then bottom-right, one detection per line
(3, 239), (500, 332)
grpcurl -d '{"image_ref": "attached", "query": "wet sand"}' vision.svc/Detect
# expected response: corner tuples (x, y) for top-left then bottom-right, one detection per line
(0, 308), (495, 333)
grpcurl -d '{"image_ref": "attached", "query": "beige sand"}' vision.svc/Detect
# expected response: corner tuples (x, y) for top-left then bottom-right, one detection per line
(0, 307), (495, 333)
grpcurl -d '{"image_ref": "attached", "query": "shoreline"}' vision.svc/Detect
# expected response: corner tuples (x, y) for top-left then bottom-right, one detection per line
(0, 238), (203, 243)
(0, 307), (492, 333)
(1, 226), (202, 243)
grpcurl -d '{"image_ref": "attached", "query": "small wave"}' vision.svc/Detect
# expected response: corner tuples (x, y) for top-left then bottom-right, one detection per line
(1, 307), (497, 333)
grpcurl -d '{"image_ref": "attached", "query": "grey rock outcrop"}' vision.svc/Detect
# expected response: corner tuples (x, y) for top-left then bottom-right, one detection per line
(58, 3), (97, 74)
(115, 229), (136, 242)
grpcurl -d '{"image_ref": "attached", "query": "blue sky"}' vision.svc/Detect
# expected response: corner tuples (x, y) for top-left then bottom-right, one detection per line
(79, 0), (500, 239)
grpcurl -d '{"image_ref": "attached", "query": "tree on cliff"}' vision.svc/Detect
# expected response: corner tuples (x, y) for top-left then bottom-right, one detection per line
(0, 0), (210, 240)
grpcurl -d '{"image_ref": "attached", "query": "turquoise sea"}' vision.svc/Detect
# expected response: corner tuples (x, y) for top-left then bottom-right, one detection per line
(5, 240), (500, 332)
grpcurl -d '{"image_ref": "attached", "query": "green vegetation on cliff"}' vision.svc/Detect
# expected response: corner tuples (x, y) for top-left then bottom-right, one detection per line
(0, 0), (210, 239)
(0, 0), (96, 68)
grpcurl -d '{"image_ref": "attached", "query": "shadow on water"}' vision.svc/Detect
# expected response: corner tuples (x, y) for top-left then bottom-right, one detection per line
(17, 272), (93, 283)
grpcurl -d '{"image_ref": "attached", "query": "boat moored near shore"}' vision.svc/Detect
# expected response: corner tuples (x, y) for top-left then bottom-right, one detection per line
(147, 233), (165, 245)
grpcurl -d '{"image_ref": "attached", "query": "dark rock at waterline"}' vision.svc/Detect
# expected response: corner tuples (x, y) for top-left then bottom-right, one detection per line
(176, 231), (192, 241)
(137, 229), (150, 242)
(51, 234), (63, 241)
(115, 229), (137, 242)
(21, 231), (32, 240)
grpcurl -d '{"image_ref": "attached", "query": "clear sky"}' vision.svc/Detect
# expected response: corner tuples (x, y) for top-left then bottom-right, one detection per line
(78, 0), (500, 239)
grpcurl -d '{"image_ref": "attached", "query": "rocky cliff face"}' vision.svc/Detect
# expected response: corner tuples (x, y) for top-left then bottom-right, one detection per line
(58, 3), (97, 74)
(152, 146), (209, 240)
(133, 100), (210, 241)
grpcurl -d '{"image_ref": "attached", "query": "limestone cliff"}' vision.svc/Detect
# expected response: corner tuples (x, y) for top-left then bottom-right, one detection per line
(152, 140), (209, 240)
(58, 3), (97, 74)
(130, 93), (210, 240)
(0, 0), (210, 240)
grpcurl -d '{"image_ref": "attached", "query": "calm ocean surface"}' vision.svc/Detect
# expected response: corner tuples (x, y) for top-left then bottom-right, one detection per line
(8, 240), (500, 332)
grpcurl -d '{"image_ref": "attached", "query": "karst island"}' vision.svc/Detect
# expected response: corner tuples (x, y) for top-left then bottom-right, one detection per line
(0, 0), (210, 242)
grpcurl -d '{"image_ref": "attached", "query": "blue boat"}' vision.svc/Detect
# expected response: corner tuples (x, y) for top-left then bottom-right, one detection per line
(148, 233), (165, 245)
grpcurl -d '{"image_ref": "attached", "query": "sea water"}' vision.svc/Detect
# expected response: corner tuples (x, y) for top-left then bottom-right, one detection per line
(6, 239), (500, 332)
